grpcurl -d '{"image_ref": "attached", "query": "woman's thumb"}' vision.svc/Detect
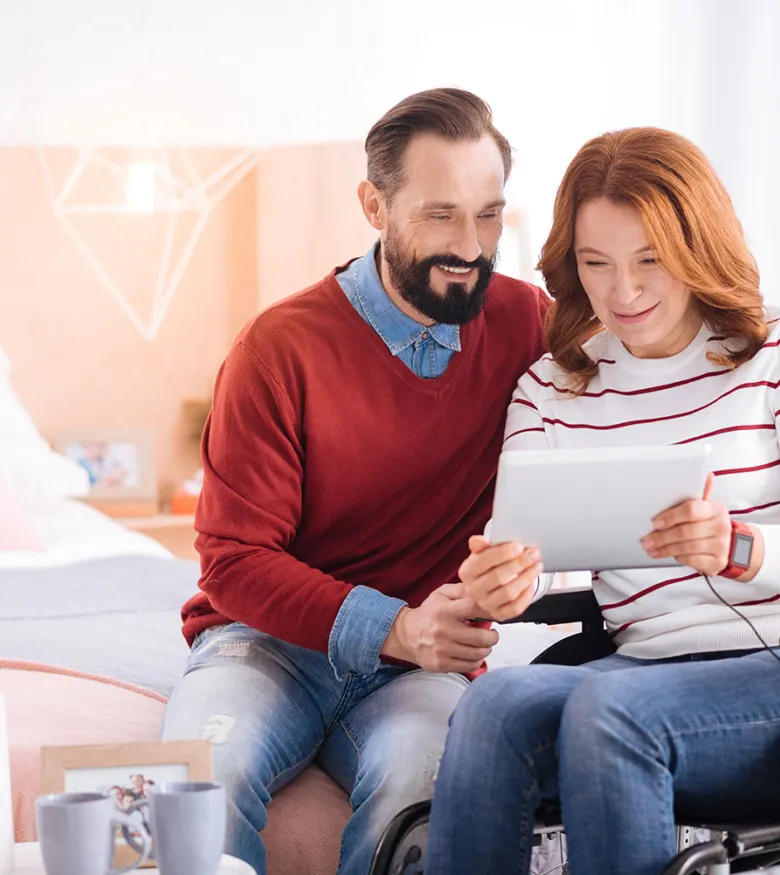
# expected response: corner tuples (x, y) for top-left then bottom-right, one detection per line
(468, 534), (491, 553)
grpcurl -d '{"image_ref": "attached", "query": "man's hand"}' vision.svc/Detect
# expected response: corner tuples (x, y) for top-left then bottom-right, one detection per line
(458, 535), (542, 622)
(381, 582), (499, 673)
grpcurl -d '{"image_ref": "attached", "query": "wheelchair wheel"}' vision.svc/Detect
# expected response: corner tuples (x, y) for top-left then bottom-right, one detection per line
(383, 815), (428, 875)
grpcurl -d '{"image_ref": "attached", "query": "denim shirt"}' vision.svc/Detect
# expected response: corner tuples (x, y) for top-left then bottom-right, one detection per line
(336, 242), (461, 378)
(327, 244), (461, 679)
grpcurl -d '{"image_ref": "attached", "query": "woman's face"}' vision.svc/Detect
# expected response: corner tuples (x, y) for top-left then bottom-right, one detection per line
(573, 198), (701, 358)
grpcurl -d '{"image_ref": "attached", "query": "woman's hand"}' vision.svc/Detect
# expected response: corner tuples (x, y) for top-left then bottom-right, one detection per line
(458, 535), (543, 622)
(641, 473), (735, 576)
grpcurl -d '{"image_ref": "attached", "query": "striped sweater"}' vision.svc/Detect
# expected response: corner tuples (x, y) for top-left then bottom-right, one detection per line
(505, 314), (780, 658)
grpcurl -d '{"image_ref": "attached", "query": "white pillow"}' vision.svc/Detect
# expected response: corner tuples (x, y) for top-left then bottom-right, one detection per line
(0, 344), (90, 506)
(0, 443), (89, 507)
(0, 347), (43, 444)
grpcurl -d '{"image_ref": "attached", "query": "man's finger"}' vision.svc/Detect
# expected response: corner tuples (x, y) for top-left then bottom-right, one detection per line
(436, 582), (467, 600)
(450, 622), (500, 648)
(439, 642), (495, 662)
(447, 595), (487, 620)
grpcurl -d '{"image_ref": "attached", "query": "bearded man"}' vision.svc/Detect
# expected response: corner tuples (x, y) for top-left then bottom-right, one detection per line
(162, 87), (549, 875)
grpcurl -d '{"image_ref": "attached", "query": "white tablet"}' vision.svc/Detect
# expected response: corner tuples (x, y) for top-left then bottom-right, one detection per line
(490, 444), (712, 572)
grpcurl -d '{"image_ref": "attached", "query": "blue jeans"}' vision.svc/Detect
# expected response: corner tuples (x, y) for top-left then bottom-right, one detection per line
(427, 648), (780, 875)
(161, 622), (468, 875)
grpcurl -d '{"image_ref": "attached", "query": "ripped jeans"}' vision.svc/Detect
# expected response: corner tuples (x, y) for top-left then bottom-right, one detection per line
(161, 622), (468, 875)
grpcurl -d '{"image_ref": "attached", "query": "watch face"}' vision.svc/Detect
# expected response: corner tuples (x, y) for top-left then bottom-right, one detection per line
(733, 533), (753, 568)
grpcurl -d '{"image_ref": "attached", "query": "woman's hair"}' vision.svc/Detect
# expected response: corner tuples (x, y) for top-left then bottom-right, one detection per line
(538, 127), (766, 394)
(365, 87), (512, 202)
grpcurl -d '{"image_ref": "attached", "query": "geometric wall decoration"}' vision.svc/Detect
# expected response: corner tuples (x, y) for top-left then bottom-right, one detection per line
(37, 146), (261, 340)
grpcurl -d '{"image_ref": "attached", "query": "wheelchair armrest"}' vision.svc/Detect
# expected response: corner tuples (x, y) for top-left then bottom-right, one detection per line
(500, 587), (604, 635)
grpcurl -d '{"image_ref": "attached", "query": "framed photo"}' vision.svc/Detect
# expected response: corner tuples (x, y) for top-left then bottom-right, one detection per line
(54, 429), (156, 501)
(41, 740), (213, 868)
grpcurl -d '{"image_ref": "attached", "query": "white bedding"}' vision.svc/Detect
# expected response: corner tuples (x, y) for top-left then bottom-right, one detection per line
(0, 498), (172, 569)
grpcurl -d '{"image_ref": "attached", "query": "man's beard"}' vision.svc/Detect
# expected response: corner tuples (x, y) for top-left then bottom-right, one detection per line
(383, 230), (497, 325)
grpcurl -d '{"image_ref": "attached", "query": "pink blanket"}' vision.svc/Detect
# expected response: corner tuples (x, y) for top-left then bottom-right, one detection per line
(0, 660), (351, 875)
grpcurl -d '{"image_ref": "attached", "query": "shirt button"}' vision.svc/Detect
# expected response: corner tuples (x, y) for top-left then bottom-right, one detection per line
(422, 332), (429, 340)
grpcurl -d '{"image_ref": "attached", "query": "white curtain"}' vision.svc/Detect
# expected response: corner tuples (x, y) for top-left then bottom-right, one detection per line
(499, 0), (780, 300)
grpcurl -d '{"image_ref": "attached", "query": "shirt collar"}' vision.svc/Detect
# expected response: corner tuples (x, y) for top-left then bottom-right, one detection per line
(354, 242), (461, 356)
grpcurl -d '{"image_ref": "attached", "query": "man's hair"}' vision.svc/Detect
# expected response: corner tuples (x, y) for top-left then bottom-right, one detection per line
(365, 87), (512, 201)
(539, 126), (767, 393)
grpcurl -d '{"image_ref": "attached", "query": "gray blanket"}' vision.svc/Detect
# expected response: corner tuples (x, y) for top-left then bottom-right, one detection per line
(0, 557), (200, 696)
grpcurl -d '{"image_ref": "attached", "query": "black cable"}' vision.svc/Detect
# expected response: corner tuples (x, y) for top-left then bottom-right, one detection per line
(703, 574), (780, 666)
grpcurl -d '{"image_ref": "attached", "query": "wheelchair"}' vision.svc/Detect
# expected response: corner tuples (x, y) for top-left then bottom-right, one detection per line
(369, 587), (780, 875)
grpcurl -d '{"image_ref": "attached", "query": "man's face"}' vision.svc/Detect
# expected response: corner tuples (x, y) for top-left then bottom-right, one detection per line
(380, 134), (505, 324)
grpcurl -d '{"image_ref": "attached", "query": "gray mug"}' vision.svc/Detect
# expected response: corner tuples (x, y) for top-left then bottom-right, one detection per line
(36, 791), (151, 875)
(126, 781), (226, 875)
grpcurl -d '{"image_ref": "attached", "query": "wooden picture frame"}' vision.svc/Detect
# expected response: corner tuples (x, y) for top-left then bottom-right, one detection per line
(54, 429), (157, 501)
(41, 740), (213, 868)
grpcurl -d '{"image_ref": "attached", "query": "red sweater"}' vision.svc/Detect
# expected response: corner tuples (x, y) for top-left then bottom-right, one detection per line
(181, 268), (549, 651)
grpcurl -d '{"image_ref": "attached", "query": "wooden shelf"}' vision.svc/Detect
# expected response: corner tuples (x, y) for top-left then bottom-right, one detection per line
(121, 513), (195, 531)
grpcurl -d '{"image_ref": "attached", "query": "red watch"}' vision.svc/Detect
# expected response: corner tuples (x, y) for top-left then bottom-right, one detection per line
(719, 521), (755, 579)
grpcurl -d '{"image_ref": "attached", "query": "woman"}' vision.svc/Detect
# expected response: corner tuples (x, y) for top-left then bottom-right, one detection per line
(425, 127), (780, 875)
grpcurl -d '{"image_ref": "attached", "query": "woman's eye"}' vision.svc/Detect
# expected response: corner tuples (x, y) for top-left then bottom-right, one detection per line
(641, 257), (658, 265)
(585, 260), (607, 267)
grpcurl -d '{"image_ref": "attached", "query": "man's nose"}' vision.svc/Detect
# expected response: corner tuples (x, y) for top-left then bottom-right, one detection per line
(448, 218), (482, 265)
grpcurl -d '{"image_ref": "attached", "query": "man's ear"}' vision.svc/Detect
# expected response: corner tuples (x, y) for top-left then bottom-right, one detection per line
(358, 180), (386, 231)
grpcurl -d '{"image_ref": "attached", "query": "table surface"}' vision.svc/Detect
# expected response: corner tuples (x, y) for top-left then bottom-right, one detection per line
(11, 842), (255, 874)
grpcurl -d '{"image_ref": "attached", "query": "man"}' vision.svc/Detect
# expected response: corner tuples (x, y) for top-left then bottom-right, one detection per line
(162, 87), (549, 875)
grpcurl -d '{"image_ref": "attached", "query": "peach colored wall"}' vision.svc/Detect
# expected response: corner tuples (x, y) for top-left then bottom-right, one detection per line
(0, 148), (258, 501)
(0, 142), (369, 502)
(256, 141), (376, 309)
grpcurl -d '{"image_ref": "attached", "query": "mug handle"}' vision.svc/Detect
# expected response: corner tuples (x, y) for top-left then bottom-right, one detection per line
(110, 807), (151, 874)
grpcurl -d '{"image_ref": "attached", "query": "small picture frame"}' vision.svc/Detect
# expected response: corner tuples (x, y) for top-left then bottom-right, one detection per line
(40, 740), (213, 868)
(54, 429), (156, 501)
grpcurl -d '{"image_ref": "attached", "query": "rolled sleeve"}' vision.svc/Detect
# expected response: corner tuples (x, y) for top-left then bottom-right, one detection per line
(328, 585), (408, 680)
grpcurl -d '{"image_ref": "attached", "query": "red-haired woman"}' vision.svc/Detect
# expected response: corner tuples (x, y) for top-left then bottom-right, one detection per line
(426, 128), (780, 875)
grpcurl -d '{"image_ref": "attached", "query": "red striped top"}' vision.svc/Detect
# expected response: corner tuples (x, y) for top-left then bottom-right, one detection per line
(504, 315), (780, 658)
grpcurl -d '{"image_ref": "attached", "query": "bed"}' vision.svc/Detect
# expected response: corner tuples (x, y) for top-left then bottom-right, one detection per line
(0, 502), (197, 696)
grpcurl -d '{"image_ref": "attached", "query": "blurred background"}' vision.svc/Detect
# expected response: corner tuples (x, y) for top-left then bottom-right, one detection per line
(0, 0), (777, 512)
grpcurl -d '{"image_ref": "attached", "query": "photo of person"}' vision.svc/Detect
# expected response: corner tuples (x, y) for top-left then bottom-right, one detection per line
(64, 762), (187, 805)
(65, 440), (140, 489)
